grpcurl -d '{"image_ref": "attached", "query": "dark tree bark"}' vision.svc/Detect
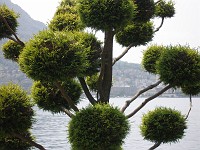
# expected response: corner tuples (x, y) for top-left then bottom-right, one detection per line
(98, 30), (114, 103)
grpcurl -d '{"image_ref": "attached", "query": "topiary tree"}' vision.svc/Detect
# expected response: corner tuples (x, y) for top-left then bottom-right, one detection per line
(0, 0), (199, 149)
(68, 104), (130, 150)
(140, 107), (187, 149)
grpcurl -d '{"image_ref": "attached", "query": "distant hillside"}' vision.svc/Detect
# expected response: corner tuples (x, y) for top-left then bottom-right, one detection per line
(0, 0), (46, 90)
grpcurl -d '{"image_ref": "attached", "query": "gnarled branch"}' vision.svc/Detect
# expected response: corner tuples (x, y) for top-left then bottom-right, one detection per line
(155, 0), (162, 5)
(149, 142), (162, 150)
(113, 43), (134, 65)
(78, 77), (97, 105)
(0, 14), (24, 46)
(185, 94), (193, 120)
(55, 81), (79, 112)
(61, 106), (74, 118)
(154, 17), (165, 33)
(121, 80), (162, 112)
(127, 84), (172, 118)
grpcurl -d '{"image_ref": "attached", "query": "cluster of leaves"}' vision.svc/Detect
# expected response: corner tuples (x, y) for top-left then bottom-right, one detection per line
(142, 45), (165, 74)
(2, 40), (23, 61)
(0, 5), (18, 40)
(18, 30), (87, 82)
(142, 45), (200, 95)
(133, 0), (155, 22)
(68, 103), (130, 150)
(86, 73), (99, 92)
(0, 132), (33, 150)
(155, 0), (175, 18)
(31, 79), (82, 113)
(0, 83), (34, 149)
(157, 45), (200, 87)
(140, 107), (187, 144)
(49, 0), (84, 31)
(78, 0), (135, 30)
(116, 21), (154, 47)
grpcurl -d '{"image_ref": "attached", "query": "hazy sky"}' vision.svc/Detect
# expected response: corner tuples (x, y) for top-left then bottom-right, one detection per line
(11, 0), (200, 63)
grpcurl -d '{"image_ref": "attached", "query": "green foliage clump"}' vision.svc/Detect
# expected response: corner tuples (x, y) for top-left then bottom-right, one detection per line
(156, 45), (200, 87)
(78, 0), (135, 30)
(133, 0), (155, 22)
(49, 0), (84, 31)
(0, 132), (33, 150)
(0, 5), (18, 39)
(155, 0), (175, 18)
(19, 30), (87, 82)
(31, 79), (82, 113)
(181, 83), (200, 96)
(0, 83), (34, 137)
(140, 107), (187, 144)
(68, 104), (130, 150)
(55, 0), (77, 15)
(76, 32), (102, 76)
(49, 13), (84, 31)
(115, 22), (154, 47)
(142, 45), (165, 74)
(86, 73), (99, 92)
(2, 40), (23, 61)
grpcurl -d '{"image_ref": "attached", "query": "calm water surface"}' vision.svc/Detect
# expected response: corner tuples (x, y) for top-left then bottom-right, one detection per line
(32, 98), (200, 150)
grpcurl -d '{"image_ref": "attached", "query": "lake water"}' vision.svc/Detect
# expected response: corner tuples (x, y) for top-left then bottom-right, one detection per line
(31, 97), (200, 150)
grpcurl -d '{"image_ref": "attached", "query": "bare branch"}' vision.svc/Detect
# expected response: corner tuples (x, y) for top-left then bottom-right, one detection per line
(78, 77), (97, 105)
(154, 17), (165, 33)
(121, 80), (162, 112)
(126, 84), (172, 118)
(155, 0), (162, 5)
(55, 81), (79, 112)
(185, 94), (193, 120)
(12, 132), (46, 150)
(113, 43), (134, 65)
(0, 14), (24, 46)
(61, 106), (74, 118)
(149, 142), (162, 150)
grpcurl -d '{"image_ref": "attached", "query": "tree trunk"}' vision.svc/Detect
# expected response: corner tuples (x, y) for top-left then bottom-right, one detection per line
(98, 30), (114, 103)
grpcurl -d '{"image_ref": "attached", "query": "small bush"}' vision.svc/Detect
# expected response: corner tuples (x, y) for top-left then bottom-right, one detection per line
(78, 0), (135, 30)
(181, 83), (200, 96)
(31, 79), (82, 113)
(155, 0), (175, 18)
(157, 45), (200, 87)
(2, 40), (23, 61)
(0, 83), (34, 137)
(116, 22), (154, 47)
(19, 30), (88, 82)
(68, 103), (130, 150)
(142, 45), (165, 74)
(140, 107), (187, 144)
(0, 132), (33, 150)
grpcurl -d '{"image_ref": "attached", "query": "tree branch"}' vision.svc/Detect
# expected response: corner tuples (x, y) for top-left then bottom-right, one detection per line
(78, 77), (97, 105)
(113, 43), (134, 65)
(149, 142), (162, 150)
(61, 106), (74, 118)
(11, 132), (46, 150)
(55, 81), (79, 112)
(155, 0), (162, 5)
(121, 80), (162, 112)
(126, 84), (172, 118)
(154, 17), (165, 33)
(0, 14), (24, 46)
(185, 94), (193, 120)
